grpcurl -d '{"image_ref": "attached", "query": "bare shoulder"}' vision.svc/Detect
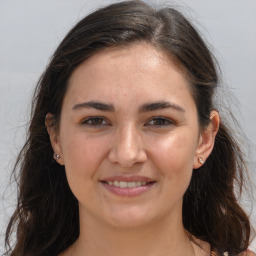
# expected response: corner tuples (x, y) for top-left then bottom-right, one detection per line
(210, 250), (256, 256)
(239, 250), (256, 256)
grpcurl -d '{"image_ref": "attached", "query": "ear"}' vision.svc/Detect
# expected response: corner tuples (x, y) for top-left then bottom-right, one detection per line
(193, 110), (220, 169)
(45, 113), (65, 165)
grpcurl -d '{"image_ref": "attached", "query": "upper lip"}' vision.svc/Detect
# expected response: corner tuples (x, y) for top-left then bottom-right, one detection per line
(100, 175), (155, 183)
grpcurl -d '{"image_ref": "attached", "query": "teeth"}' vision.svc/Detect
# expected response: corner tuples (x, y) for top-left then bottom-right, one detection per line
(128, 182), (136, 188)
(120, 181), (127, 188)
(136, 181), (141, 187)
(106, 181), (149, 188)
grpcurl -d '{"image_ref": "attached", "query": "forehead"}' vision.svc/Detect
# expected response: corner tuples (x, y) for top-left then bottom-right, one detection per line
(64, 43), (194, 110)
(70, 43), (175, 81)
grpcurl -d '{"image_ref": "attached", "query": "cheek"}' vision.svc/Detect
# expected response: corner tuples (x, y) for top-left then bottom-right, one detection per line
(59, 131), (110, 203)
(60, 131), (108, 179)
(147, 132), (197, 179)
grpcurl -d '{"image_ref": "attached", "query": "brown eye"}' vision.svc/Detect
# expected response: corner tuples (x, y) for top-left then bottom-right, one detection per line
(145, 117), (173, 127)
(82, 117), (108, 126)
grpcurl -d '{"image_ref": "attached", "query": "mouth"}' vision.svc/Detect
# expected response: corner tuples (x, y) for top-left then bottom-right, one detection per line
(100, 176), (156, 197)
(101, 180), (155, 188)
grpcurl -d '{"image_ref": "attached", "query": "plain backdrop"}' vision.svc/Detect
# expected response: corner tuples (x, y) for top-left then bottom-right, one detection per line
(0, 0), (255, 252)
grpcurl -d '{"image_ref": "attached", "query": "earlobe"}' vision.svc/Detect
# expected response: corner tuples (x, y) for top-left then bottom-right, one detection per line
(193, 110), (220, 169)
(45, 113), (65, 165)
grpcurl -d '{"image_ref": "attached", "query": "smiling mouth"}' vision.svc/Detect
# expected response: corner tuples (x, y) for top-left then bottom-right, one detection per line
(100, 176), (156, 196)
(101, 180), (155, 188)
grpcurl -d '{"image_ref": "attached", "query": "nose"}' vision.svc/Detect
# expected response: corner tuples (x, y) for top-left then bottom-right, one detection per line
(108, 125), (147, 168)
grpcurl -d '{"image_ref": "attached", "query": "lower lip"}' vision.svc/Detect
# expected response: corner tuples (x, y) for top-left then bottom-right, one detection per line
(101, 182), (155, 197)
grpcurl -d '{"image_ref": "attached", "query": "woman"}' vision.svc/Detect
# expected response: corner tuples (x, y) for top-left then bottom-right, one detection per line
(4, 1), (255, 255)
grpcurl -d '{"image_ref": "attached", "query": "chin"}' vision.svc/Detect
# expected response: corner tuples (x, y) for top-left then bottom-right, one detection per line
(103, 207), (158, 229)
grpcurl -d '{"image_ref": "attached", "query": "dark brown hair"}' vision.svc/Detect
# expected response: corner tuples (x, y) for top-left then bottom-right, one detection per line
(4, 1), (254, 255)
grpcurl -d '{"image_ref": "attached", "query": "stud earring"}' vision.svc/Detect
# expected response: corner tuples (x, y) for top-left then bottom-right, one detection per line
(54, 154), (60, 160)
(198, 157), (204, 164)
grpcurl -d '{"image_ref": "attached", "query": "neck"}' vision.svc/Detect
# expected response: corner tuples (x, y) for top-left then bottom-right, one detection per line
(67, 208), (197, 256)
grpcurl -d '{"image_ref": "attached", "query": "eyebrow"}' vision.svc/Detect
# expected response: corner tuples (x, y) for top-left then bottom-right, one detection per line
(139, 101), (185, 113)
(72, 101), (115, 111)
(72, 100), (185, 113)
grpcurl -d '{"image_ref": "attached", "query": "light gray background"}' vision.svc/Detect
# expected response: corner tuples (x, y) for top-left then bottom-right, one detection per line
(0, 0), (255, 252)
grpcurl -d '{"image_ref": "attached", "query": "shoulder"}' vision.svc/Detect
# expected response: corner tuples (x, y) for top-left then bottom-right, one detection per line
(210, 250), (256, 256)
(238, 250), (256, 256)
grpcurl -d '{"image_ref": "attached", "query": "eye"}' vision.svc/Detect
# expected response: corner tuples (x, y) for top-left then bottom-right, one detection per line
(145, 117), (173, 127)
(81, 117), (109, 126)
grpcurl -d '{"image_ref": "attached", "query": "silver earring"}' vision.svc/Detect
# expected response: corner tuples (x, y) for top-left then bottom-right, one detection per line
(198, 157), (204, 164)
(55, 154), (60, 160)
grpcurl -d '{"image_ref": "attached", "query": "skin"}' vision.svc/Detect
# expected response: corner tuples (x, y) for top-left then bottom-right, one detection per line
(47, 43), (219, 256)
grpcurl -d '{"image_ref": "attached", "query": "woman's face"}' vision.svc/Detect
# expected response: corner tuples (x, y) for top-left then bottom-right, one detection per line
(50, 43), (211, 228)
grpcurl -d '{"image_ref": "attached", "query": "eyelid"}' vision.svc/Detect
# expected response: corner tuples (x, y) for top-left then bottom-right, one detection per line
(144, 116), (174, 127)
(81, 116), (110, 126)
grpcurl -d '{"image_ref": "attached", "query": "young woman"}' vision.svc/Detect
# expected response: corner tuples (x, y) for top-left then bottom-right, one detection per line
(4, 1), (255, 255)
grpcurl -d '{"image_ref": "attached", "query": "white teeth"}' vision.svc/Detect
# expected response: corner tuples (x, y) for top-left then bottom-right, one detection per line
(136, 181), (142, 187)
(106, 181), (149, 188)
(119, 181), (127, 188)
(128, 182), (136, 188)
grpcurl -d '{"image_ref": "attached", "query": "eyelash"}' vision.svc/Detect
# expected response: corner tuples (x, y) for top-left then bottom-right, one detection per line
(81, 116), (173, 128)
(145, 117), (174, 127)
(81, 117), (109, 127)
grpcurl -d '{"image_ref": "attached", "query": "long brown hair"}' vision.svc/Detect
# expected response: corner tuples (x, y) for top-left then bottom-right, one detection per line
(4, 1), (254, 255)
